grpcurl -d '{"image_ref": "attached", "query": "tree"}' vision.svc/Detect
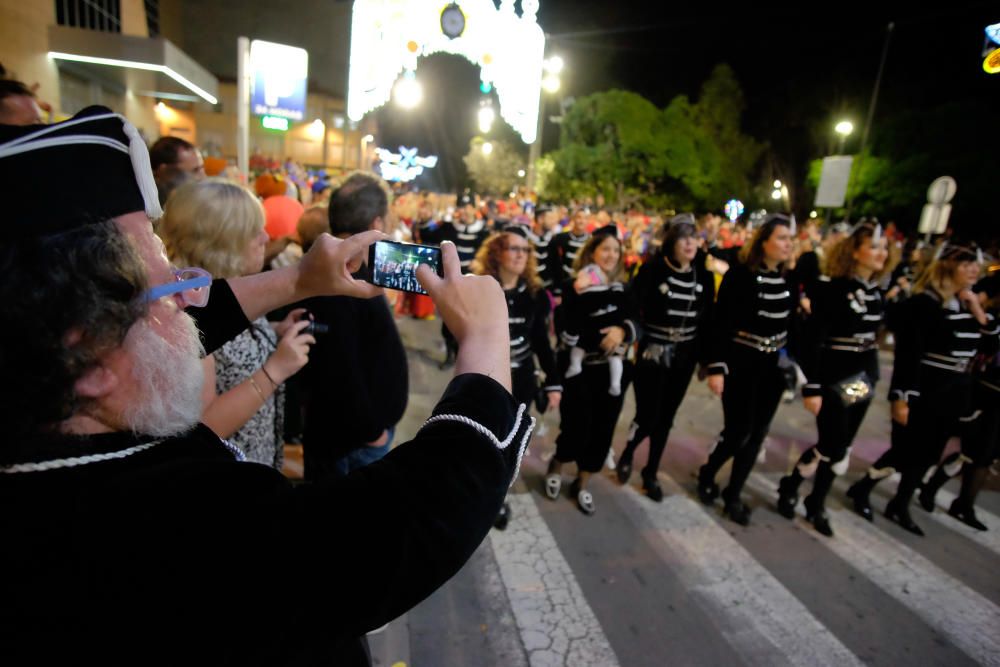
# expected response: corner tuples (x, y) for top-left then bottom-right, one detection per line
(462, 137), (525, 196)
(539, 66), (764, 211)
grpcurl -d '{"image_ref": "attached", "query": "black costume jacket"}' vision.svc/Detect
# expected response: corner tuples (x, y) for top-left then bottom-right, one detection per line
(889, 288), (999, 405)
(505, 280), (561, 399)
(629, 255), (716, 366)
(441, 218), (490, 272)
(526, 228), (557, 290)
(559, 279), (638, 359)
(706, 263), (795, 376)
(549, 231), (590, 294)
(797, 275), (884, 397)
(0, 281), (530, 666)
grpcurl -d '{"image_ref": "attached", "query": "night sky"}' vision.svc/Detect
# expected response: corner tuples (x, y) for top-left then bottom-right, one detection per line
(376, 1), (998, 215)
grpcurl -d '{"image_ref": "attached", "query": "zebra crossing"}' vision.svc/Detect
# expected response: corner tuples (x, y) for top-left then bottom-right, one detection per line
(370, 465), (1000, 667)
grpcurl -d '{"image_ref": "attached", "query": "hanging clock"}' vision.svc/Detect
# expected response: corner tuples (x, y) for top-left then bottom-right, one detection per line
(440, 3), (466, 39)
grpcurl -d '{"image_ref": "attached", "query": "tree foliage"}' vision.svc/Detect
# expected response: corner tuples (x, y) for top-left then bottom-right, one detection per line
(463, 137), (526, 196)
(539, 65), (765, 211)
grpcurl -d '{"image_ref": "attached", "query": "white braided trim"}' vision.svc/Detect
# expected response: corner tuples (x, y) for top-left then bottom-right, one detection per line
(421, 403), (535, 489)
(0, 440), (164, 474)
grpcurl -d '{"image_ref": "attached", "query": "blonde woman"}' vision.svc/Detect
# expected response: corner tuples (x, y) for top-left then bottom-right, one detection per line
(160, 179), (314, 467)
(847, 241), (993, 535)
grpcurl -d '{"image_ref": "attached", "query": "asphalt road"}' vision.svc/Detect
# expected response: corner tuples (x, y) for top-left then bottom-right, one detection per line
(367, 316), (1000, 667)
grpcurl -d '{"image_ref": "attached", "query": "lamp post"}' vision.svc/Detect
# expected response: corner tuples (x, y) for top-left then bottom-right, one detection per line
(834, 120), (854, 155)
(526, 54), (564, 194)
(360, 133), (374, 171)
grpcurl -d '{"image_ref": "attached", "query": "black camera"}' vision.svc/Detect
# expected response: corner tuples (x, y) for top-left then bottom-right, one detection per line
(304, 321), (329, 335)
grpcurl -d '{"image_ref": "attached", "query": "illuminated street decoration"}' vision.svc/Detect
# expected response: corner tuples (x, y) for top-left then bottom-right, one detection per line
(376, 146), (439, 182)
(261, 115), (289, 131)
(250, 40), (308, 120)
(724, 199), (744, 222)
(347, 0), (546, 143)
(986, 23), (1000, 45)
(985, 47), (1000, 75)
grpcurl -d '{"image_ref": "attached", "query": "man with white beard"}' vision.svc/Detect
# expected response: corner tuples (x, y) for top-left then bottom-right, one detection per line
(0, 108), (530, 666)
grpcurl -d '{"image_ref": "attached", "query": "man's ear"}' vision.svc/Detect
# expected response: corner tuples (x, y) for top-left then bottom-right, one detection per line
(74, 364), (119, 399)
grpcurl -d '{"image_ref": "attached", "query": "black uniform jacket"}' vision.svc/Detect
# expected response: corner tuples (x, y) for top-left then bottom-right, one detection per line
(706, 262), (795, 376)
(797, 275), (884, 397)
(629, 254), (716, 366)
(506, 279), (561, 391)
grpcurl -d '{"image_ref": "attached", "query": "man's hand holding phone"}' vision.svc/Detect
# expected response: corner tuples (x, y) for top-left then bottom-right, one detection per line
(416, 242), (511, 393)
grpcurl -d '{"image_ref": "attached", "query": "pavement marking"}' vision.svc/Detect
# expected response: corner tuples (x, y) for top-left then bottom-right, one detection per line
(624, 475), (864, 667)
(749, 475), (1000, 666)
(917, 485), (1000, 556)
(489, 493), (620, 667)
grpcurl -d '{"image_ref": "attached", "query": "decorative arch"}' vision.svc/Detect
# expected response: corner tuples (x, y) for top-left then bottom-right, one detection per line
(347, 0), (545, 143)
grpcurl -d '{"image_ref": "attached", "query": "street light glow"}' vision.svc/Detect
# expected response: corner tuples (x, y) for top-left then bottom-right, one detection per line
(478, 106), (495, 133)
(771, 190), (783, 200)
(517, 169), (526, 178)
(394, 75), (423, 109)
(835, 120), (854, 136)
(542, 75), (561, 93)
(773, 180), (782, 189)
(544, 55), (564, 74)
(482, 141), (493, 156)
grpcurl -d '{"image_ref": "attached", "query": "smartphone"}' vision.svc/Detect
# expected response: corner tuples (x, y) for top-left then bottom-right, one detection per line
(367, 240), (443, 295)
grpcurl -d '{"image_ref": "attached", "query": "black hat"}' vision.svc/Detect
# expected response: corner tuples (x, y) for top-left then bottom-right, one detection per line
(592, 223), (619, 240)
(668, 212), (696, 228)
(499, 221), (530, 239)
(0, 105), (162, 240)
(934, 240), (983, 264)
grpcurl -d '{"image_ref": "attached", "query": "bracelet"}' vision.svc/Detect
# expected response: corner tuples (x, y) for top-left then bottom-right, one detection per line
(248, 375), (268, 404)
(259, 364), (279, 390)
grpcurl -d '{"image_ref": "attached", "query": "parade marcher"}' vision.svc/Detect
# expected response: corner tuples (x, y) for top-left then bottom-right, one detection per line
(438, 199), (490, 368)
(0, 107), (533, 666)
(776, 222), (888, 536)
(528, 205), (560, 290)
(697, 214), (796, 526)
(546, 225), (637, 515)
(549, 208), (592, 297)
(616, 214), (716, 501)
(916, 271), (1000, 531)
(473, 224), (563, 528)
(846, 241), (995, 535)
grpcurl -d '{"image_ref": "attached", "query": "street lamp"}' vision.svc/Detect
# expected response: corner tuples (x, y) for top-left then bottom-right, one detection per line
(360, 134), (374, 171)
(481, 141), (493, 156)
(834, 120), (854, 154)
(527, 55), (565, 192)
(478, 104), (495, 133)
(394, 72), (423, 109)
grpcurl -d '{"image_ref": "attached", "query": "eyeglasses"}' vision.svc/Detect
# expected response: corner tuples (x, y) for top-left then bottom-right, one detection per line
(503, 245), (531, 255)
(143, 267), (212, 308)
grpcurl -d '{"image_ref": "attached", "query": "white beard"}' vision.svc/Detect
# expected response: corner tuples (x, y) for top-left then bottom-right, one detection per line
(121, 311), (205, 437)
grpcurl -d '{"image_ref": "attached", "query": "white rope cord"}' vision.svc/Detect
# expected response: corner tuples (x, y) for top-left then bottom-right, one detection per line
(421, 403), (535, 489)
(0, 440), (164, 474)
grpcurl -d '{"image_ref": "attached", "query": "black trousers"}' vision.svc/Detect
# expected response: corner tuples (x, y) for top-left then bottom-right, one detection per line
(624, 346), (697, 477)
(785, 382), (874, 509)
(511, 362), (539, 407)
(870, 376), (970, 503)
(555, 356), (632, 473)
(702, 351), (785, 501)
(960, 383), (1000, 467)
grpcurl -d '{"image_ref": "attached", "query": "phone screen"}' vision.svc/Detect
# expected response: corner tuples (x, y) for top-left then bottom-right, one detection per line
(367, 240), (442, 295)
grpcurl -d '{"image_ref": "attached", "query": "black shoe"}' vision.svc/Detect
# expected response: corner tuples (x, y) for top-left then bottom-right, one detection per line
(723, 499), (752, 526)
(885, 499), (924, 536)
(804, 499), (834, 537)
(917, 487), (936, 513)
(493, 503), (510, 530)
(697, 467), (720, 505)
(616, 453), (633, 485)
(776, 476), (798, 520)
(846, 481), (874, 522)
(642, 475), (663, 502)
(948, 500), (988, 531)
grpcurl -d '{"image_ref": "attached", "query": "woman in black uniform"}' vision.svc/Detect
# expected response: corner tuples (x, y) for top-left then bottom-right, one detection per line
(847, 241), (992, 535)
(616, 214), (716, 501)
(698, 214), (795, 526)
(546, 225), (637, 515)
(917, 276), (1000, 531)
(776, 222), (888, 537)
(473, 225), (562, 528)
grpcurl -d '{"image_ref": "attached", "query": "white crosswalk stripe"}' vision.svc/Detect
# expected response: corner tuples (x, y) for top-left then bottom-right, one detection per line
(621, 477), (864, 667)
(748, 475), (1000, 666)
(488, 493), (620, 667)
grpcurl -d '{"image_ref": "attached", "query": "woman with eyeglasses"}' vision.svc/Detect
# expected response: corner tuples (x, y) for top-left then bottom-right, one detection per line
(698, 215), (796, 526)
(776, 223), (888, 537)
(159, 179), (315, 468)
(472, 225), (562, 528)
(615, 214), (716, 502)
(847, 241), (996, 535)
(546, 225), (637, 515)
